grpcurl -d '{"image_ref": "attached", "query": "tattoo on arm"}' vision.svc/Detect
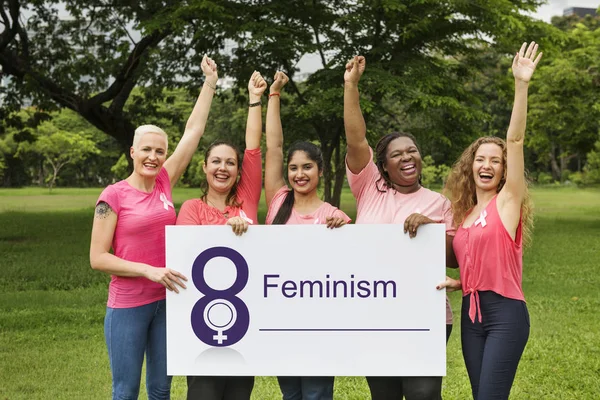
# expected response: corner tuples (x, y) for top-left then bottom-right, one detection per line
(95, 202), (113, 219)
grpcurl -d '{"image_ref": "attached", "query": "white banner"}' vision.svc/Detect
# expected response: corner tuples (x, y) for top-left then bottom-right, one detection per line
(166, 224), (446, 376)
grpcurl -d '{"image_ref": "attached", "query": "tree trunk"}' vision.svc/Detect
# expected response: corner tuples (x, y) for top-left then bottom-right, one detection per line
(332, 156), (346, 207)
(320, 128), (343, 206)
(559, 152), (576, 181)
(321, 136), (335, 204)
(549, 143), (561, 181)
(49, 166), (58, 193)
(38, 158), (45, 186)
(331, 131), (346, 208)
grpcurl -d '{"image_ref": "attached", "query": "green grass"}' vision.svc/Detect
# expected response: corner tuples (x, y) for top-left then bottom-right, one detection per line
(0, 187), (599, 399)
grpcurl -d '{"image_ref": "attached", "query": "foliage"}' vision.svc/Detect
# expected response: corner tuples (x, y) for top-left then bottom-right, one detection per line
(582, 136), (600, 183)
(0, 0), (237, 151)
(536, 171), (554, 185)
(1, 108), (120, 187)
(224, 0), (547, 204)
(421, 155), (450, 188)
(1, 0), (557, 203)
(110, 154), (130, 181)
(16, 120), (100, 190)
(527, 15), (600, 180)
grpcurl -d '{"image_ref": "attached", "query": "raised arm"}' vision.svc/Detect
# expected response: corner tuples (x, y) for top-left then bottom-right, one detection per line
(246, 71), (267, 150)
(499, 42), (542, 214)
(89, 202), (187, 292)
(163, 55), (218, 188)
(265, 71), (289, 206)
(344, 56), (371, 174)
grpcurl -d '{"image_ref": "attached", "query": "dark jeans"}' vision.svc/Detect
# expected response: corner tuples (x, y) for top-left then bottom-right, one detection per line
(461, 291), (530, 400)
(365, 324), (452, 400)
(186, 376), (254, 400)
(277, 376), (334, 400)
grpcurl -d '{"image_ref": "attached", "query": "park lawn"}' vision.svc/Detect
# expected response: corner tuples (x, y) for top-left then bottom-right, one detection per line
(0, 186), (599, 399)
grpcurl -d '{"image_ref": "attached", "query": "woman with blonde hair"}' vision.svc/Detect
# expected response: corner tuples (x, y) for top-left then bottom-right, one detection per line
(440, 41), (541, 399)
(90, 55), (219, 399)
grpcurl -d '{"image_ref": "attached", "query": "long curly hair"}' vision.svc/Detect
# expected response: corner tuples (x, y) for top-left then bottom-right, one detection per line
(444, 136), (534, 247)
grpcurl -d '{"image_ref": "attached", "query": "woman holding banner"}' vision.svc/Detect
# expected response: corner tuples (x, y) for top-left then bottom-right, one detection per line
(89, 55), (218, 400)
(440, 41), (541, 400)
(265, 71), (350, 400)
(343, 56), (456, 400)
(176, 71), (267, 400)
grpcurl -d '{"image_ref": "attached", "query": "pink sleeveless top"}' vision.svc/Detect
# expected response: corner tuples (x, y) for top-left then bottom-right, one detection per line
(453, 195), (525, 323)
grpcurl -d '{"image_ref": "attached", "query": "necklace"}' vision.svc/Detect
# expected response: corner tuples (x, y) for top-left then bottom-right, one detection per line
(206, 197), (229, 218)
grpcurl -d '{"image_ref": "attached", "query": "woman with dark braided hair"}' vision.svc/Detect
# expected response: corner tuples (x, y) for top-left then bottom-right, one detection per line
(343, 55), (457, 400)
(265, 71), (350, 400)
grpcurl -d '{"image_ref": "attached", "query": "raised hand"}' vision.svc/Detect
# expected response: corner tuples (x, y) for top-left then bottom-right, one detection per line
(512, 41), (542, 83)
(201, 55), (218, 82)
(344, 56), (366, 86)
(248, 71), (267, 102)
(270, 71), (289, 94)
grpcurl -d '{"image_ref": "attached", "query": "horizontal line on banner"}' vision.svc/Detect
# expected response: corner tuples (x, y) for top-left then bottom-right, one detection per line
(258, 328), (430, 332)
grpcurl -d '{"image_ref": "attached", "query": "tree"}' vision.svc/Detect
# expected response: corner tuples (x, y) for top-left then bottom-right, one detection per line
(17, 121), (100, 190)
(2, 0), (556, 203)
(0, 0), (238, 153)
(224, 0), (548, 205)
(527, 15), (600, 180)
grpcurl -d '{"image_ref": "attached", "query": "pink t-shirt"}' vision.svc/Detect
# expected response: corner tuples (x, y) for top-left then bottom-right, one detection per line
(97, 167), (176, 308)
(453, 195), (525, 323)
(177, 148), (262, 226)
(347, 149), (455, 324)
(265, 186), (351, 225)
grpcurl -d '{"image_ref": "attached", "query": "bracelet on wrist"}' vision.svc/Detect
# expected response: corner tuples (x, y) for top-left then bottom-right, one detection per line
(249, 100), (262, 107)
(269, 92), (280, 98)
(204, 80), (217, 91)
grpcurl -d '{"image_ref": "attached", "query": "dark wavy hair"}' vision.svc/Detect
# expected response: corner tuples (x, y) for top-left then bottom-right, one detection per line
(200, 140), (243, 208)
(272, 141), (324, 225)
(374, 131), (422, 192)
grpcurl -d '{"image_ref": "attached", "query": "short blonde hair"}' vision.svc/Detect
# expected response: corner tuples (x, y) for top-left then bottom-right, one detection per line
(132, 125), (168, 149)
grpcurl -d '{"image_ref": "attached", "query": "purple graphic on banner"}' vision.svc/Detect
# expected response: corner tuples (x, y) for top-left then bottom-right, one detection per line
(190, 247), (250, 347)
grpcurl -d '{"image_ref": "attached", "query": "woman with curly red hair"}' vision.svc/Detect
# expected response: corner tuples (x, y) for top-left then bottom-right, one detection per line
(440, 41), (541, 399)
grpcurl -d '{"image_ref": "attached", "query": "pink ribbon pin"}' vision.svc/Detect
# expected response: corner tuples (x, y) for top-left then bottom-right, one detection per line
(159, 193), (174, 211)
(474, 210), (488, 228)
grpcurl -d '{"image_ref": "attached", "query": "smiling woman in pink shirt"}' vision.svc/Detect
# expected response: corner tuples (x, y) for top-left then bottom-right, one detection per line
(176, 71), (267, 400)
(265, 71), (350, 400)
(89, 56), (218, 400)
(441, 42), (541, 400)
(343, 56), (457, 400)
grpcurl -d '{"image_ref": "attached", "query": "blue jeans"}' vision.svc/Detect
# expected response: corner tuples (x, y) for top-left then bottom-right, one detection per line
(105, 299), (171, 400)
(277, 376), (334, 400)
(461, 291), (529, 400)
